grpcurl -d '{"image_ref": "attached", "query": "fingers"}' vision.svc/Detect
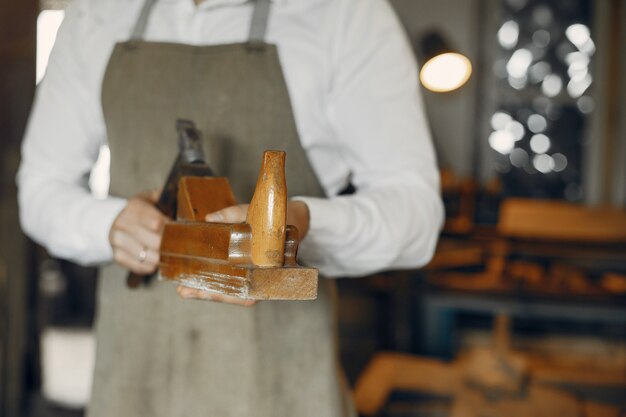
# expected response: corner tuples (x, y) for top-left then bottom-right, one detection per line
(171, 203), (254, 304)
(137, 211), (166, 237)
(117, 199), (166, 236)
(110, 229), (160, 274)
(176, 286), (257, 307)
(110, 229), (159, 263)
(205, 204), (249, 223)
(119, 200), (166, 234)
(204, 202), (310, 239)
(109, 193), (168, 274)
(286, 201), (310, 239)
(113, 245), (158, 275)
(138, 188), (162, 204)
(132, 225), (162, 251)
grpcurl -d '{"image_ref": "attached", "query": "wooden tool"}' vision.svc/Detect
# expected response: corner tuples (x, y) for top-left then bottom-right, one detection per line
(127, 119), (214, 288)
(159, 150), (318, 300)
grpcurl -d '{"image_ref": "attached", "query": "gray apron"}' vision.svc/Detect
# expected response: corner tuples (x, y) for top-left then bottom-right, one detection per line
(90, 0), (353, 416)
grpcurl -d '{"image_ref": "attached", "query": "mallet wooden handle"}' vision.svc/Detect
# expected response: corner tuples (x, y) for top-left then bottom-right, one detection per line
(246, 150), (287, 267)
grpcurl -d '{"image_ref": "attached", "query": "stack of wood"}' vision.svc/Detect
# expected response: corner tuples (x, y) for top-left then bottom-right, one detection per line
(354, 314), (626, 417)
(426, 198), (626, 298)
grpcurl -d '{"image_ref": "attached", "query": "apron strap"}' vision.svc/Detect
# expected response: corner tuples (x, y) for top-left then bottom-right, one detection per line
(130, 0), (272, 47)
(248, 0), (272, 49)
(130, 0), (157, 41)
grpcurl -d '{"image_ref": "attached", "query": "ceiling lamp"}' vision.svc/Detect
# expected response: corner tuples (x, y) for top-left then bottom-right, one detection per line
(418, 32), (472, 93)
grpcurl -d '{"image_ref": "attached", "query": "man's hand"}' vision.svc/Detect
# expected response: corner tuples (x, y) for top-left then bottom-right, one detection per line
(205, 200), (310, 239)
(176, 286), (257, 307)
(175, 200), (310, 305)
(109, 189), (167, 275)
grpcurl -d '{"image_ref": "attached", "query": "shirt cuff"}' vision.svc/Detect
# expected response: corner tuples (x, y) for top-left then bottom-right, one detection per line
(289, 196), (334, 270)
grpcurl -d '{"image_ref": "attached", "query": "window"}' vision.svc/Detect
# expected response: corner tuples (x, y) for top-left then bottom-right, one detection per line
(487, 0), (594, 201)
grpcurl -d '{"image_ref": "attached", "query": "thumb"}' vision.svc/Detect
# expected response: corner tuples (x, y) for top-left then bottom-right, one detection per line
(205, 204), (249, 223)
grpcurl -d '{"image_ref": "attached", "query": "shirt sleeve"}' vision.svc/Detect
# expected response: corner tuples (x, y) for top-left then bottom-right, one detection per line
(294, 0), (444, 277)
(17, 0), (126, 265)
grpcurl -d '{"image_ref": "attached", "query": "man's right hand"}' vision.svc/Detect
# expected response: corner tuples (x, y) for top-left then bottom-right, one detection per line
(109, 189), (167, 274)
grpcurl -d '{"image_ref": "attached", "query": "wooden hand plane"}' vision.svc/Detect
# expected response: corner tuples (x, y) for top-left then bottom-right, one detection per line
(158, 150), (319, 300)
(126, 119), (214, 288)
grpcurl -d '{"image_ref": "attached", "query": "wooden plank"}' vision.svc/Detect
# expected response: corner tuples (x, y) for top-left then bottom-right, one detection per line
(353, 352), (461, 416)
(160, 225), (317, 299)
(584, 402), (622, 417)
(498, 198), (626, 242)
(425, 246), (484, 270)
(532, 364), (626, 388)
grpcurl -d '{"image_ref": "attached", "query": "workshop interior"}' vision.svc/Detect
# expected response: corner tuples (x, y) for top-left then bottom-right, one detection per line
(1, 0), (625, 416)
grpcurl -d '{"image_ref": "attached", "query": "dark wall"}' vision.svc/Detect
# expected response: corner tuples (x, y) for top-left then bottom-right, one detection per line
(390, 0), (482, 178)
(0, 0), (37, 415)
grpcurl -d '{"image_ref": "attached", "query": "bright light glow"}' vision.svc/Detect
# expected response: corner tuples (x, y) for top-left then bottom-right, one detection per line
(505, 120), (525, 141)
(498, 21), (519, 49)
(489, 130), (516, 155)
(491, 112), (512, 130)
(510, 148), (529, 168)
(508, 75), (528, 90)
(566, 24), (590, 46)
(542, 74), (562, 97)
(567, 73), (592, 98)
(566, 52), (590, 82)
(566, 23), (595, 55)
(552, 153), (568, 172)
(568, 64), (588, 82)
(580, 40), (595, 56)
(420, 53), (472, 93)
(530, 134), (551, 154)
(566, 51), (590, 67)
(527, 114), (547, 133)
(89, 145), (111, 199)
(37, 10), (65, 84)
(506, 48), (533, 79)
(533, 154), (554, 173)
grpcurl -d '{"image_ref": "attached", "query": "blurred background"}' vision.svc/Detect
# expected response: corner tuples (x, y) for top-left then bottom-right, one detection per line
(1, 0), (625, 416)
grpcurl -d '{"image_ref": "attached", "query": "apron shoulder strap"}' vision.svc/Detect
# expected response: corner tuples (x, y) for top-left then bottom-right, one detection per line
(248, 0), (272, 48)
(129, 0), (272, 47)
(130, 0), (157, 41)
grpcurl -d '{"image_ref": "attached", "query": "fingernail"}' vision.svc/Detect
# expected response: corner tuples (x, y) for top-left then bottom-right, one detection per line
(206, 212), (224, 222)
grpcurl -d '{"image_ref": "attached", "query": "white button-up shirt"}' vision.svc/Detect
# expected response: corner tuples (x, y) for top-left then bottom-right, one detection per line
(18, 0), (443, 277)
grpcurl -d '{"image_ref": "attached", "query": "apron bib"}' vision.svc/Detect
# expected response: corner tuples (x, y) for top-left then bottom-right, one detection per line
(90, 1), (352, 416)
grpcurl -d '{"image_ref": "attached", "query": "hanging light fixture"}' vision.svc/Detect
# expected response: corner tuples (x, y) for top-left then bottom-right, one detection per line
(417, 31), (472, 93)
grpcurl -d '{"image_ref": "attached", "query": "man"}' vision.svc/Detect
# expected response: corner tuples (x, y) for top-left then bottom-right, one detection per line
(18, 0), (443, 415)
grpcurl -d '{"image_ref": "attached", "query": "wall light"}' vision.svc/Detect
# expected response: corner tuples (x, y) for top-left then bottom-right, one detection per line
(418, 32), (472, 93)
